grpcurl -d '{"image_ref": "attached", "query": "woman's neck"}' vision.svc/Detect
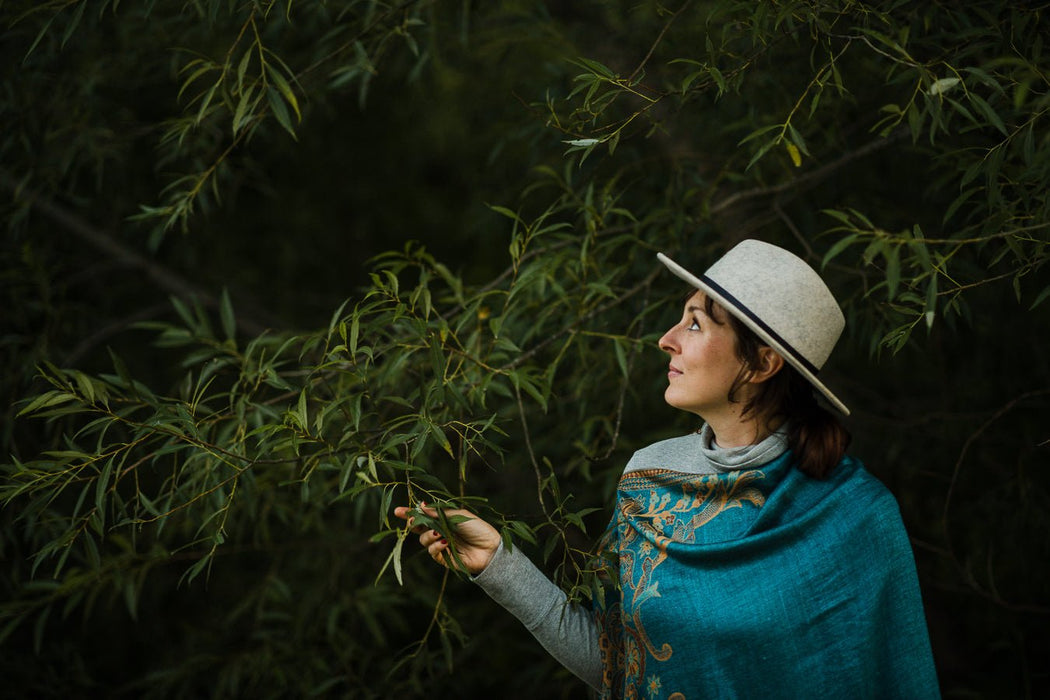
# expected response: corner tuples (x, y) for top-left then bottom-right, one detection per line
(705, 412), (782, 448)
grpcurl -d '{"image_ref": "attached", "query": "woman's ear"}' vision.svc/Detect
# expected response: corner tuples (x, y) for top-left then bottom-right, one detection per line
(748, 347), (784, 384)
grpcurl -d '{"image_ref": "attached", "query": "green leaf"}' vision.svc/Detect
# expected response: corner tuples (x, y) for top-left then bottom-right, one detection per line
(17, 391), (77, 417)
(785, 122), (809, 156)
(33, 606), (52, 655)
(236, 49), (253, 91)
(927, 77), (960, 96)
(968, 93), (1008, 135)
(709, 64), (726, 95)
(232, 85), (260, 135)
(487, 204), (522, 223)
(428, 421), (454, 458)
(613, 338), (629, 378)
(349, 315), (360, 354)
(924, 275), (938, 330)
(61, 1), (87, 49)
(267, 87), (298, 139)
(884, 244), (901, 300)
(265, 63), (301, 121)
(745, 135), (779, 171)
(1030, 285), (1050, 310)
(220, 288), (236, 341)
(296, 389), (308, 431)
(822, 233), (860, 267)
(737, 123), (780, 146)
(908, 227), (932, 272)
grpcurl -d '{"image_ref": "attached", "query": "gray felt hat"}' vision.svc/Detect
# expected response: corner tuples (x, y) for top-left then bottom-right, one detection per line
(657, 239), (849, 415)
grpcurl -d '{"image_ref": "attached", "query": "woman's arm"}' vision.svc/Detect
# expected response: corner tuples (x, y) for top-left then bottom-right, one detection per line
(394, 505), (603, 690)
(472, 539), (603, 689)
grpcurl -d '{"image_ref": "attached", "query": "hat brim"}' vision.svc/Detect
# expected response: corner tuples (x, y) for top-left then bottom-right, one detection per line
(658, 252), (850, 416)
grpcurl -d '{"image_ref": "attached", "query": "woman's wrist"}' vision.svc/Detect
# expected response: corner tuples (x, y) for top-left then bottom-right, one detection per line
(470, 538), (506, 581)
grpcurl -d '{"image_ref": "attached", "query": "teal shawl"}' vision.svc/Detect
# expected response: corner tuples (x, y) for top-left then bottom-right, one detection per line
(594, 453), (940, 699)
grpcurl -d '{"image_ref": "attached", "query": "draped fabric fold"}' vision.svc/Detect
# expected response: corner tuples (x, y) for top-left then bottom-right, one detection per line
(593, 453), (940, 699)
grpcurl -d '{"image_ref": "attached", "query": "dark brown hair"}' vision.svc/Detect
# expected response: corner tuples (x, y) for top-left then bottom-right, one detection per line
(703, 295), (850, 478)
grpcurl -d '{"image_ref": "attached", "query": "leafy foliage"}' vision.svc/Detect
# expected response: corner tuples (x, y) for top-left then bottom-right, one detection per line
(2, 1), (1048, 697)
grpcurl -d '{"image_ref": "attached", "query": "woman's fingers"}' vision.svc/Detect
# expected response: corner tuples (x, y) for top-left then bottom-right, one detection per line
(419, 529), (447, 547)
(426, 538), (449, 562)
(393, 503), (439, 534)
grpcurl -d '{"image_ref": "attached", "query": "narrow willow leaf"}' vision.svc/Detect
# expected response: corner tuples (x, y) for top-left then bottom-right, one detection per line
(613, 339), (628, 378)
(908, 228), (932, 272)
(95, 459), (114, 517)
(821, 209), (855, 227)
(968, 93), (1008, 135)
(349, 315), (360, 354)
(924, 275), (938, 330)
(61, 1), (87, 49)
(195, 81), (219, 125)
(927, 77), (960, 95)
(709, 64), (726, 94)
(33, 606), (52, 656)
(885, 245), (901, 300)
(1030, 285), (1050, 310)
(236, 49), (253, 91)
(220, 289), (236, 341)
(428, 422), (454, 458)
(736, 123), (780, 146)
(745, 135), (779, 171)
(786, 123), (809, 156)
(296, 389), (308, 432)
(822, 233), (860, 268)
(232, 85), (259, 136)
(265, 63), (301, 120)
(22, 13), (59, 63)
(267, 87), (298, 139)
(375, 534), (405, 585)
(177, 60), (215, 99)
(17, 391), (77, 417)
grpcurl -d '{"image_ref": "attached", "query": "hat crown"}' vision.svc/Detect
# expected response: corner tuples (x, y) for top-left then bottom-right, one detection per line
(703, 240), (843, 369)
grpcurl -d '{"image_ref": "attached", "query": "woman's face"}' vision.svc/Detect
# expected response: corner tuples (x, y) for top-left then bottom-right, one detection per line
(658, 291), (750, 419)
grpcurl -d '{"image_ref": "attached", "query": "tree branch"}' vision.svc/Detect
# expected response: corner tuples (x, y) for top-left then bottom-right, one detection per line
(1, 169), (272, 336)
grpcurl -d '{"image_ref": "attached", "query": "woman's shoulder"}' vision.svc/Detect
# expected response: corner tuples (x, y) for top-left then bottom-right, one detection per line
(624, 431), (705, 473)
(823, 456), (907, 523)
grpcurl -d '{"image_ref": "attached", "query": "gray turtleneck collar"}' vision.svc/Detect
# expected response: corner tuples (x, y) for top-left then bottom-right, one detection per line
(624, 423), (789, 476)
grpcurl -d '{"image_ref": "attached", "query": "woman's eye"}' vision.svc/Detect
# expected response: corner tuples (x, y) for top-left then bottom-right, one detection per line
(687, 319), (701, 331)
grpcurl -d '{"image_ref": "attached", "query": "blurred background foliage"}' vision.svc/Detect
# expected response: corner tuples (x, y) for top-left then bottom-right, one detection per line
(1, 0), (1048, 697)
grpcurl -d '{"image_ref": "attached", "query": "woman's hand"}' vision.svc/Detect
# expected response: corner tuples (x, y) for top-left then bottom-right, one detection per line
(393, 503), (502, 575)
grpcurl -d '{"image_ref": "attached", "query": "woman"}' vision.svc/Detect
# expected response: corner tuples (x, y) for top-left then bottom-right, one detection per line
(395, 240), (940, 698)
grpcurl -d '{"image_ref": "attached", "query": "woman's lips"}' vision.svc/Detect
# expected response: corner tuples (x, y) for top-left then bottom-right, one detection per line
(668, 365), (683, 379)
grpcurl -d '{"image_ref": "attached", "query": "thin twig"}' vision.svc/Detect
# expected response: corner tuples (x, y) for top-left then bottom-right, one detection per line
(590, 283), (653, 461)
(710, 129), (908, 215)
(628, 0), (694, 84)
(941, 388), (1050, 614)
(515, 385), (549, 518)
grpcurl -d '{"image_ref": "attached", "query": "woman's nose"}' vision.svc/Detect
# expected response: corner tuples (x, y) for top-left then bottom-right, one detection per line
(658, 326), (678, 354)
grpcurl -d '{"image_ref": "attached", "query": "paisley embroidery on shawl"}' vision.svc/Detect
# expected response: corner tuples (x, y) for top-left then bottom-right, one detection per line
(596, 469), (766, 699)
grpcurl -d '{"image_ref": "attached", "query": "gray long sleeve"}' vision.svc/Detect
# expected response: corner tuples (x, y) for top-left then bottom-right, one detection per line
(472, 541), (603, 690)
